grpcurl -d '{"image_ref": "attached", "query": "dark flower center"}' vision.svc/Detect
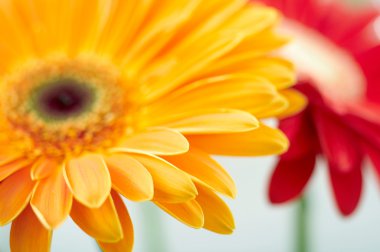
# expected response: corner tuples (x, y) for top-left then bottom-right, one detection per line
(33, 78), (95, 120)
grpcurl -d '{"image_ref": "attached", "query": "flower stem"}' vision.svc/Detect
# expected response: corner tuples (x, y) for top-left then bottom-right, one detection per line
(296, 196), (309, 252)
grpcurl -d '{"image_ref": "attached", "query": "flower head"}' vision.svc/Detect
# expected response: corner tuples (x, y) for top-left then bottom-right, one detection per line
(259, 0), (380, 215)
(0, 0), (302, 251)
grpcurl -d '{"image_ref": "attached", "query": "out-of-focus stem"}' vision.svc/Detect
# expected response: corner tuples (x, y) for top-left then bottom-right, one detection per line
(296, 196), (308, 252)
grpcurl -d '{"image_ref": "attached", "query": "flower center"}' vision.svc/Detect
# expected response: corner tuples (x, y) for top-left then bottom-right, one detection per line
(277, 19), (366, 107)
(0, 56), (130, 157)
(32, 78), (96, 120)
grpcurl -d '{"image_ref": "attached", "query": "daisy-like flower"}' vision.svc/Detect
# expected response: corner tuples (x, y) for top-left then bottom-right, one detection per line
(0, 0), (304, 251)
(258, 0), (380, 215)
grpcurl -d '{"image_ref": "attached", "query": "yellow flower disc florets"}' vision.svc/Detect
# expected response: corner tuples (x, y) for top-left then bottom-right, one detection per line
(0, 56), (130, 157)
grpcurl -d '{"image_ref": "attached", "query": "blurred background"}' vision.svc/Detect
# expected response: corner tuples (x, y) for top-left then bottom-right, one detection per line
(1, 0), (380, 251)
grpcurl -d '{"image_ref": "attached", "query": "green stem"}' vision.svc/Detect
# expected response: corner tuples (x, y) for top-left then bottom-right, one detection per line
(296, 196), (308, 252)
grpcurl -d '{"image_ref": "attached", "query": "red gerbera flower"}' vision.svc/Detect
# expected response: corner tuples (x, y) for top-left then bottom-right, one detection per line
(258, 0), (380, 216)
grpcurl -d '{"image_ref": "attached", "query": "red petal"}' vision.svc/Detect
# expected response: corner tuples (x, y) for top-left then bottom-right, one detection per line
(260, 0), (378, 53)
(358, 46), (380, 103)
(314, 110), (362, 173)
(329, 163), (363, 216)
(279, 108), (318, 160)
(363, 143), (380, 181)
(316, 3), (377, 48)
(269, 153), (315, 203)
(344, 112), (380, 150)
(260, 0), (317, 22)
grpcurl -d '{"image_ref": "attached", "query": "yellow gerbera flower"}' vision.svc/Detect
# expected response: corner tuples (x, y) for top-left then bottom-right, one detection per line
(0, 0), (305, 251)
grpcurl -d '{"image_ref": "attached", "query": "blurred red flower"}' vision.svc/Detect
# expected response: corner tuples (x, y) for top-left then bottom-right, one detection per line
(258, 0), (380, 215)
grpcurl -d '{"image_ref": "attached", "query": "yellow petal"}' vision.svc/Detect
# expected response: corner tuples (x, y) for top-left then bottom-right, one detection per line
(211, 57), (295, 90)
(142, 75), (279, 124)
(13, 0), (101, 56)
(31, 168), (73, 229)
(137, 33), (244, 102)
(71, 196), (123, 243)
(115, 128), (189, 156)
(136, 2), (281, 102)
(253, 94), (289, 119)
(10, 206), (52, 252)
(105, 153), (153, 202)
(0, 168), (34, 225)
(11, 0), (51, 56)
(164, 0), (245, 56)
(164, 148), (236, 198)
(188, 124), (289, 156)
(224, 30), (289, 61)
(249, 57), (295, 90)
(156, 199), (204, 229)
(0, 1), (36, 70)
(220, 3), (279, 37)
(31, 157), (61, 180)
(98, 191), (134, 252)
(0, 158), (33, 181)
(277, 89), (308, 119)
(95, 0), (154, 57)
(0, 152), (24, 166)
(151, 109), (259, 134)
(65, 154), (111, 208)
(196, 183), (235, 234)
(127, 153), (197, 203)
(203, 32), (290, 79)
(118, 0), (202, 73)
(66, 0), (101, 55)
